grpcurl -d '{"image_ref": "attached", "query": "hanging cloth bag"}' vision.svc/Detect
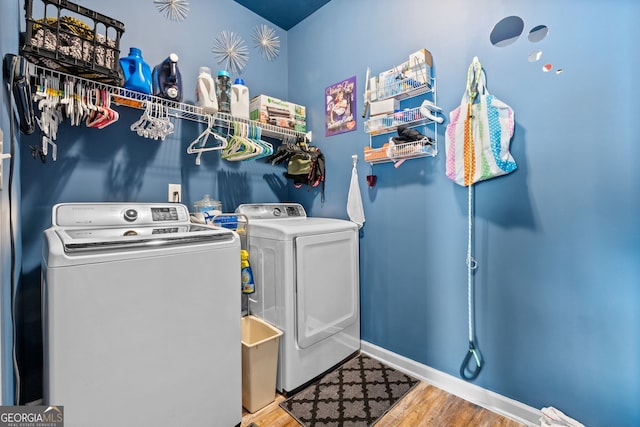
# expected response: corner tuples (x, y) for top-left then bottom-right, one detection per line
(445, 57), (517, 186)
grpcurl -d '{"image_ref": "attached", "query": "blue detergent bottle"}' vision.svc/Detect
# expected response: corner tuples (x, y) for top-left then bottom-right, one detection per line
(120, 47), (152, 94)
(152, 53), (183, 102)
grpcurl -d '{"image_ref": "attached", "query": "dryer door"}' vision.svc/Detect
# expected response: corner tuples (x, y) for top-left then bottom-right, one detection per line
(295, 229), (359, 348)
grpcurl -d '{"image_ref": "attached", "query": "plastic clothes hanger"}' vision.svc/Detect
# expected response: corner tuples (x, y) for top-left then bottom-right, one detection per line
(94, 90), (119, 129)
(223, 122), (262, 161)
(249, 124), (273, 159)
(187, 114), (228, 165)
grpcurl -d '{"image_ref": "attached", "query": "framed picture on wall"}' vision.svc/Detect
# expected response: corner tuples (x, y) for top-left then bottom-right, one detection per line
(325, 76), (356, 136)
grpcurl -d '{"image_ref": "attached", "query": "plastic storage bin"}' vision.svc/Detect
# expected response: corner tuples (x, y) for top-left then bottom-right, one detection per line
(241, 316), (283, 413)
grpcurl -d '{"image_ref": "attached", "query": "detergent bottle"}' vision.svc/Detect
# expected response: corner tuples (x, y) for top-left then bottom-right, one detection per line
(152, 53), (183, 101)
(230, 78), (249, 119)
(119, 47), (152, 94)
(196, 67), (218, 114)
(215, 70), (232, 113)
(240, 250), (255, 294)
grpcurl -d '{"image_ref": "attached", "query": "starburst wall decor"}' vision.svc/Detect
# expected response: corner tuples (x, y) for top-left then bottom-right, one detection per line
(153, 0), (189, 21)
(252, 24), (280, 61)
(212, 31), (249, 74)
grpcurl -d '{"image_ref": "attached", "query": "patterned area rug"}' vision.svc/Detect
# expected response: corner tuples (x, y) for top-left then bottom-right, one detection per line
(280, 353), (419, 426)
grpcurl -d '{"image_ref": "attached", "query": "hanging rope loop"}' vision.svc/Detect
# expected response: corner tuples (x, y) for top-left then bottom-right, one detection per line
(459, 340), (483, 380)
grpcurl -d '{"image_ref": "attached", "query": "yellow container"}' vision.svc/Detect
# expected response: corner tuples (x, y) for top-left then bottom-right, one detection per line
(241, 316), (283, 413)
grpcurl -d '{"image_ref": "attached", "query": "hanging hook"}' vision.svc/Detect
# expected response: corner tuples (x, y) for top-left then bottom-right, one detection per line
(352, 154), (358, 167)
(460, 340), (482, 380)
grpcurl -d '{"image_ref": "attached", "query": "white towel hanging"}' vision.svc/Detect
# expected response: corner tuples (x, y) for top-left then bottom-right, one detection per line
(347, 155), (365, 229)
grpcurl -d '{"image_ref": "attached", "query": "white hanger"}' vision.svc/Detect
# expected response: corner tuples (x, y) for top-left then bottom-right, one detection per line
(187, 115), (228, 165)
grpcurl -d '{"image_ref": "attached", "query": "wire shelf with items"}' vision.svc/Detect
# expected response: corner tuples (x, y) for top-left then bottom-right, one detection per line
(362, 49), (440, 166)
(365, 104), (434, 135)
(25, 60), (307, 141)
(364, 134), (437, 164)
(371, 62), (432, 102)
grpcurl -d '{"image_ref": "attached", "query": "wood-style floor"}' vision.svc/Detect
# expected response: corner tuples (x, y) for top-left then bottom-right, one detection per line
(241, 381), (525, 427)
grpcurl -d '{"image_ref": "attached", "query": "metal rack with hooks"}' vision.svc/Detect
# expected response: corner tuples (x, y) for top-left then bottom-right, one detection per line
(26, 61), (308, 142)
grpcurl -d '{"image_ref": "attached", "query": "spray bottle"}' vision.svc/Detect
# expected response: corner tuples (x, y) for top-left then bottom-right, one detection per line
(240, 250), (255, 294)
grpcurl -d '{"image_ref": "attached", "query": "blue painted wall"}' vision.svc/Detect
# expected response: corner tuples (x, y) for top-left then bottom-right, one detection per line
(10, 0), (292, 404)
(287, 1), (639, 427)
(1, 0), (638, 425)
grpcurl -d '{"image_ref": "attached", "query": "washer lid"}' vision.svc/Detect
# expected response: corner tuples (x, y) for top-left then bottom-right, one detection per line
(54, 224), (235, 253)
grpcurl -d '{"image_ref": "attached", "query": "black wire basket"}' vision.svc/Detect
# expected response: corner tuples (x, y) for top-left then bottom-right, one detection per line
(20, 0), (125, 84)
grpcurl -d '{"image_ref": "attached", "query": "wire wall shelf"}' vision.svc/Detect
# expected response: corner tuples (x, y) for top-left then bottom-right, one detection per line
(372, 63), (433, 102)
(364, 137), (437, 164)
(27, 62), (307, 141)
(365, 105), (435, 135)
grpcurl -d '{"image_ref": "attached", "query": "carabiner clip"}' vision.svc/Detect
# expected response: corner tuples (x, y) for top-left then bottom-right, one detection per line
(460, 341), (482, 380)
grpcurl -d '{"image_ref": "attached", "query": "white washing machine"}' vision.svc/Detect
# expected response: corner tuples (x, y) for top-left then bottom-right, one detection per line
(236, 203), (360, 395)
(42, 203), (242, 427)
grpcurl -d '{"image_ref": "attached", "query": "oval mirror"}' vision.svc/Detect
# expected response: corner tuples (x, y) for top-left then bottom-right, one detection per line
(528, 25), (549, 43)
(490, 16), (525, 47)
(528, 50), (542, 62)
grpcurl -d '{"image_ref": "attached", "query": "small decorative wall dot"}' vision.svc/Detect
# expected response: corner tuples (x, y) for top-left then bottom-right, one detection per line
(212, 31), (249, 74)
(154, 0), (189, 21)
(543, 63), (553, 72)
(252, 24), (280, 61)
(556, 69), (564, 75)
(528, 50), (542, 62)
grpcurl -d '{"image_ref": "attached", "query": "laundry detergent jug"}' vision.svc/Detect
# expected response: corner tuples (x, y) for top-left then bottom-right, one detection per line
(120, 47), (152, 94)
(196, 67), (218, 114)
(230, 78), (249, 119)
(152, 53), (183, 101)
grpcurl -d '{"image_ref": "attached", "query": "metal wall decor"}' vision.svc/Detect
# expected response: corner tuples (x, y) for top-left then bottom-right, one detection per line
(252, 24), (280, 61)
(153, 0), (189, 21)
(212, 30), (249, 75)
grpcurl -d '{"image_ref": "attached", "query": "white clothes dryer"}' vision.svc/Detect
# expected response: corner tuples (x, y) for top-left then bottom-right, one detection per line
(42, 203), (242, 427)
(236, 203), (360, 395)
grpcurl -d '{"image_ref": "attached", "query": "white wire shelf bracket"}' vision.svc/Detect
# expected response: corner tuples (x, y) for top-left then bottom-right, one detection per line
(26, 61), (306, 141)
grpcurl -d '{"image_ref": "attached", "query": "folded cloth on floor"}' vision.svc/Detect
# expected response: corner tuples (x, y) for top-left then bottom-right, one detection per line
(540, 406), (585, 427)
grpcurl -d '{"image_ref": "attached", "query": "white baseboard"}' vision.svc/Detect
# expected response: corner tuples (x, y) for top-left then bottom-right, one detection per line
(361, 341), (541, 427)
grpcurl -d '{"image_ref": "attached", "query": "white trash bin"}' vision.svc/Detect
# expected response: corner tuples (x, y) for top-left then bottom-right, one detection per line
(241, 315), (283, 413)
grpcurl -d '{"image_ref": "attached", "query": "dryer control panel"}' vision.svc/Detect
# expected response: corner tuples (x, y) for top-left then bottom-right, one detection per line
(236, 203), (307, 219)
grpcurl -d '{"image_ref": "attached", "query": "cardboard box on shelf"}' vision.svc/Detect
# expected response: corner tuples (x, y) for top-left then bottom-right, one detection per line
(249, 95), (306, 132)
(369, 98), (399, 117)
(407, 48), (432, 84)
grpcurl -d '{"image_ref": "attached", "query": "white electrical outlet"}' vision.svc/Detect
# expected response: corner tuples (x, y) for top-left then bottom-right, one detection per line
(168, 184), (181, 203)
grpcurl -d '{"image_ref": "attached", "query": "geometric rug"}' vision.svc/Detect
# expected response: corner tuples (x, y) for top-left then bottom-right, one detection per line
(280, 353), (420, 426)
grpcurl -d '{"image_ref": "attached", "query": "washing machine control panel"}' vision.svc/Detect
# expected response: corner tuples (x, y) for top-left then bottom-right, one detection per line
(236, 203), (307, 219)
(53, 203), (190, 227)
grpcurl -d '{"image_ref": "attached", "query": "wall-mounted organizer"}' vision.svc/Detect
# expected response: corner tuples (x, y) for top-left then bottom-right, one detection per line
(17, 59), (308, 163)
(363, 49), (441, 165)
